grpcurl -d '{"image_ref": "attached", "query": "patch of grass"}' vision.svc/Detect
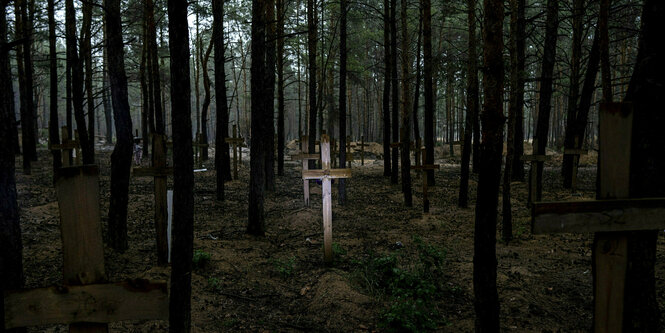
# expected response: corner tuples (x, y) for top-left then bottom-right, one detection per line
(333, 242), (347, 256)
(271, 256), (296, 278)
(352, 237), (448, 332)
(192, 249), (211, 270)
(207, 277), (221, 291)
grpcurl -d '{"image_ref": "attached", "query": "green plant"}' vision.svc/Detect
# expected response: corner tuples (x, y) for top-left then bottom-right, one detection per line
(192, 249), (211, 270)
(271, 256), (296, 278)
(207, 277), (221, 291)
(332, 242), (347, 256)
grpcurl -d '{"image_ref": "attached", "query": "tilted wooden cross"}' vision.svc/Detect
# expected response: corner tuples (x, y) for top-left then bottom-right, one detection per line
(225, 125), (246, 180)
(344, 136), (355, 168)
(3, 165), (168, 331)
(563, 137), (588, 192)
(291, 138), (320, 206)
(49, 126), (81, 167)
(192, 132), (209, 169)
(302, 134), (352, 264)
(132, 134), (173, 265)
(531, 103), (665, 332)
(411, 150), (440, 213)
(521, 138), (553, 205)
(355, 135), (370, 166)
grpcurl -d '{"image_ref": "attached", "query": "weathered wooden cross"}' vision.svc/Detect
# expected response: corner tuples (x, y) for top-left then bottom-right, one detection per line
(3, 165), (168, 331)
(521, 138), (553, 205)
(302, 134), (352, 264)
(225, 125), (246, 180)
(49, 126), (81, 167)
(344, 136), (355, 168)
(563, 137), (588, 192)
(132, 134), (173, 265)
(291, 137), (320, 206)
(192, 132), (209, 169)
(355, 135), (370, 166)
(411, 150), (439, 213)
(531, 103), (665, 332)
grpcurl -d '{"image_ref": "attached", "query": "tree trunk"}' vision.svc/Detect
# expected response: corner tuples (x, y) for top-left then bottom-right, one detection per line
(574, 28), (601, 153)
(599, 0), (612, 103)
(339, 0), (347, 204)
(1, 2), (25, 328)
(618, 0), (663, 330)
(530, 0), (558, 204)
(166, 0), (195, 331)
(48, 0), (61, 175)
(200, 40), (213, 161)
(15, 0), (36, 174)
(105, 0), (133, 253)
(423, 0), (434, 185)
(140, 36), (150, 158)
(412, 10), (422, 149)
(307, 0), (317, 168)
(390, 0), (399, 184)
(474, 0), (504, 330)
(248, 0), (268, 236)
(147, 0), (164, 135)
(459, 0), (478, 208)
(382, 0), (391, 178)
(265, 0), (276, 192)
(276, 0), (285, 176)
(81, 0), (94, 147)
(510, 0), (526, 181)
(213, 0), (231, 201)
(399, 0), (412, 207)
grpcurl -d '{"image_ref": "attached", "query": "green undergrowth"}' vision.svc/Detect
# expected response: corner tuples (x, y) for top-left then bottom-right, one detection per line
(351, 236), (449, 332)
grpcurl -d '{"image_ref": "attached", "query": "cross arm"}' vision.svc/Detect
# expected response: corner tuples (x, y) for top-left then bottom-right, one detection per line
(302, 168), (352, 180)
(49, 141), (80, 150)
(3, 279), (168, 329)
(291, 153), (320, 161)
(133, 167), (174, 177)
(531, 198), (665, 234)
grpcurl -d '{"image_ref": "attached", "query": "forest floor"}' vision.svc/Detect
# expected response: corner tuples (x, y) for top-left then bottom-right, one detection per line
(15, 141), (665, 332)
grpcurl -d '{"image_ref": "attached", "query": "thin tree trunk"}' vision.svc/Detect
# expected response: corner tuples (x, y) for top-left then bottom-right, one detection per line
(105, 0), (133, 253)
(140, 35), (150, 158)
(399, 0), (412, 207)
(167, 0), (195, 330)
(574, 27), (601, 153)
(474, 0), (504, 329)
(147, 0), (164, 135)
(423, 0), (434, 185)
(276, 0), (285, 176)
(510, 0), (526, 181)
(213, 0), (230, 201)
(307, 0), (317, 168)
(459, 0), (478, 207)
(382, 0), (391, 178)
(200, 40), (213, 161)
(15, 0), (36, 174)
(599, 0), (612, 102)
(81, 0), (94, 148)
(339, 0), (347, 204)
(102, 17), (113, 144)
(265, 0), (276, 192)
(390, 0), (399, 184)
(412, 10), (422, 147)
(48, 0), (61, 175)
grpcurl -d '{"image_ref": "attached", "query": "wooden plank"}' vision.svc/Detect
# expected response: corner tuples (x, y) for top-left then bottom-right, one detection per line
(521, 154), (552, 162)
(303, 159), (310, 206)
(321, 135), (333, 264)
(594, 233), (627, 333)
(599, 102), (632, 199)
(3, 280), (168, 329)
(50, 141), (80, 150)
(302, 168), (352, 180)
(291, 153), (320, 161)
(563, 148), (588, 155)
(133, 167), (174, 177)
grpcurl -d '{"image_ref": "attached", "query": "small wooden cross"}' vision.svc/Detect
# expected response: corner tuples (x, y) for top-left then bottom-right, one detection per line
(531, 103), (665, 332)
(411, 150), (439, 212)
(344, 136), (355, 168)
(563, 138), (588, 192)
(49, 126), (81, 167)
(355, 135), (370, 166)
(132, 134), (173, 265)
(225, 125), (246, 180)
(291, 141), (320, 206)
(192, 132), (209, 169)
(3, 165), (168, 331)
(521, 138), (553, 205)
(302, 134), (352, 264)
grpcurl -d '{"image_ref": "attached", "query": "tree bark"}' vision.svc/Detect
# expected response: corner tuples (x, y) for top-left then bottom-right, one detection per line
(339, 0), (347, 204)
(200, 40), (213, 161)
(390, 0), (399, 184)
(265, 0), (276, 192)
(619, 0), (663, 330)
(213, 0), (231, 201)
(599, 0), (613, 103)
(166, 0), (195, 331)
(459, 0), (478, 208)
(412, 10), (422, 150)
(422, 0), (434, 185)
(474, 0), (504, 330)
(307, 0), (317, 167)
(399, 0), (412, 207)
(510, 0), (526, 181)
(276, 0), (285, 176)
(15, 0), (36, 174)
(382, 0), (391, 178)
(147, 0), (164, 135)
(81, 0), (94, 148)
(48, 0), (61, 176)
(105, 0), (133, 253)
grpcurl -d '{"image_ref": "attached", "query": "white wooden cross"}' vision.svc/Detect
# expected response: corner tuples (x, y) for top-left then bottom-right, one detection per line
(531, 103), (665, 332)
(49, 126), (81, 167)
(411, 150), (439, 213)
(3, 165), (168, 331)
(225, 124), (246, 180)
(302, 134), (352, 264)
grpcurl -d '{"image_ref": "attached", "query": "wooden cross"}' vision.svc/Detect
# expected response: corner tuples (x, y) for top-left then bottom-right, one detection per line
(344, 136), (355, 168)
(132, 134), (173, 265)
(3, 165), (168, 331)
(355, 135), (370, 166)
(302, 134), (352, 264)
(192, 132), (209, 169)
(225, 125), (246, 180)
(563, 137), (588, 192)
(521, 138), (553, 205)
(411, 150), (439, 212)
(531, 103), (665, 332)
(291, 141), (319, 206)
(49, 126), (81, 167)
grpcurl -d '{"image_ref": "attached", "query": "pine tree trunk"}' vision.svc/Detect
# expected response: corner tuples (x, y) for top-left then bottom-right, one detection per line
(307, 0), (317, 168)
(574, 28), (601, 152)
(147, 0), (164, 135)
(105, 0), (133, 253)
(399, 0), (412, 207)
(200, 40), (213, 161)
(339, 0), (347, 204)
(213, 0), (231, 201)
(382, 0), (391, 178)
(412, 11), (422, 148)
(48, 0), (61, 175)
(276, 0), (285, 176)
(459, 0), (478, 208)
(390, 0), (399, 184)
(15, 0), (36, 174)
(265, 0), (276, 192)
(474, 0), (504, 330)
(423, 0), (434, 185)
(510, 0), (526, 181)
(81, 0), (94, 148)
(166, 0), (195, 331)
(599, 0), (613, 103)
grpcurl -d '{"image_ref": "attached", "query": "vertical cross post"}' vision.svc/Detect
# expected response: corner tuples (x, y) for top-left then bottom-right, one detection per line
(291, 138), (318, 206)
(411, 150), (440, 212)
(563, 137), (588, 192)
(522, 138), (552, 205)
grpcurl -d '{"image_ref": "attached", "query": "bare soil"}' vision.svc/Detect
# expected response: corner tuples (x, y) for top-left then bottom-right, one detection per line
(15, 141), (665, 332)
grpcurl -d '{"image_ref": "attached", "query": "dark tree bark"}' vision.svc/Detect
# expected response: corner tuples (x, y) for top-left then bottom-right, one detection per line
(573, 28), (601, 151)
(166, 0), (195, 331)
(265, 0), (276, 192)
(81, 0), (94, 147)
(390, 0), (398, 184)
(213, 0), (231, 201)
(15, 0), (37, 174)
(48, 0), (61, 175)
(459, 0), (478, 208)
(105, 0), (132, 253)
(599, 0), (612, 102)
(412, 10), (422, 150)
(248, 0), (268, 236)
(338, 0), (347, 204)
(66, 0), (93, 164)
(147, 0), (164, 135)
(382, 0), (391, 178)
(620, 0), (663, 330)
(510, 0), (525, 181)
(1, 1), (25, 329)
(102, 54), (113, 144)
(474, 0), (504, 330)
(399, 0), (412, 207)
(561, 0), (584, 188)
(529, 0), (558, 204)
(307, 0), (317, 167)
(200, 40), (213, 161)
(422, 0), (434, 185)
(139, 36), (150, 157)
(276, 0), (285, 176)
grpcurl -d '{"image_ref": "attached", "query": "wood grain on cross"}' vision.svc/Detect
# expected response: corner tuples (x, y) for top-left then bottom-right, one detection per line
(49, 126), (81, 167)
(411, 150), (439, 212)
(521, 138), (552, 205)
(225, 125), (246, 180)
(563, 137), (588, 192)
(302, 134), (351, 264)
(531, 103), (665, 332)
(132, 134), (172, 265)
(3, 165), (168, 331)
